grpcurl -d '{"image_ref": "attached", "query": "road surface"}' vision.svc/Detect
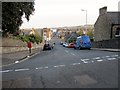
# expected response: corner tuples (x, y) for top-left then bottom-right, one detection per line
(1, 37), (119, 88)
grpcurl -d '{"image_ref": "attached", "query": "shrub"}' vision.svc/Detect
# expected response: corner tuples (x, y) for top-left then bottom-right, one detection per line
(16, 34), (43, 44)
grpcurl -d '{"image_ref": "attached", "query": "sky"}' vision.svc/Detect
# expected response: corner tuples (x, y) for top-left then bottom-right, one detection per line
(20, 0), (120, 29)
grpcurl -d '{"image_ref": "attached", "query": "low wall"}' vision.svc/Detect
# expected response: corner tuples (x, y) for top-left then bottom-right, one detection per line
(91, 38), (120, 49)
(1, 43), (44, 54)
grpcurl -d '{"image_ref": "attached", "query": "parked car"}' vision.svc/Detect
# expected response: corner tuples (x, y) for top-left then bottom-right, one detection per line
(43, 44), (53, 50)
(68, 43), (75, 48)
(60, 42), (63, 45)
(74, 36), (91, 50)
(63, 43), (69, 48)
(51, 42), (55, 48)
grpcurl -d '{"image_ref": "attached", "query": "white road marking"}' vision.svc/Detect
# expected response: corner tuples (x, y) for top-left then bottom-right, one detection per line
(81, 59), (90, 61)
(111, 55), (118, 57)
(15, 61), (19, 63)
(107, 58), (116, 61)
(36, 68), (39, 69)
(102, 57), (105, 59)
(105, 56), (110, 58)
(2, 55), (118, 73)
(97, 59), (103, 62)
(81, 59), (89, 63)
(93, 57), (101, 60)
(44, 67), (49, 69)
(65, 50), (69, 53)
(59, 65), (66, 67)
(54, 65), (59, 68)
(83, 61), (88, 63)
(15, 68), (29, 72)
(0, 70), (13, 73)
(71, 53), (76, 56)
(36, 67), (43, 70)
(71, 63), (81, 65)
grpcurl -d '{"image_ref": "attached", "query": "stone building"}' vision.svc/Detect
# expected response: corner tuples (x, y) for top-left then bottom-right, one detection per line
(43, 28), (52, 42)
(94, 6), (120, 41)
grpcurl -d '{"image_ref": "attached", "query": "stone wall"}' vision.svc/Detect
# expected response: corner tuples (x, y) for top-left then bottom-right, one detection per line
(1, 37), (44, 54)
(1, 43), (44, 54)
(94, 14), (111, 41)
(91, 38), (120, 49)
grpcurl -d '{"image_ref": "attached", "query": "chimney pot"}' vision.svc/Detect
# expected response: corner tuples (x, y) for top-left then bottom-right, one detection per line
(99, 6), (107, 15)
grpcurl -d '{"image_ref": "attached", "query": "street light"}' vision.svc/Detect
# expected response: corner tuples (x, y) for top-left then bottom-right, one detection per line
(81, 9), (87, 34)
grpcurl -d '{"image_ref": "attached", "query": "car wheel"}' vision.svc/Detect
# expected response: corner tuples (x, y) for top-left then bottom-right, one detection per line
(79, 47), (81, 50)
(88, 48), (91, 50)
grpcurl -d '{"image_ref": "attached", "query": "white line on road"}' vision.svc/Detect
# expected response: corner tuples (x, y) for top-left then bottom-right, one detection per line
(36, 67), (43, 70)
(59, 65), (66, 67)
(0, 70), (13, 73)
(54, 65), (60, 68)
(93, 57), (101, 60)
(65, 50), (69, 53)
(44, 67), (49, 69)
(54, 65), (66, 68)
(71, 63), (81, 65)
(107, 58), (116, 61)
(15, 68), (30, 72)
(81, 59), (89, 64)
(81, 59), (90, 61)
(83, 61), (88, 64)
(97, 59), (103, 62)
(105, 56), (110, 58)
(15, 61), (19, 63)
(111, 55), (118, 57)
(71, 53), (76, 56)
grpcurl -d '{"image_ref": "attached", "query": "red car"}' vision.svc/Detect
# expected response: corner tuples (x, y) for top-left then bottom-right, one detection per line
(68, 43), (75, 48)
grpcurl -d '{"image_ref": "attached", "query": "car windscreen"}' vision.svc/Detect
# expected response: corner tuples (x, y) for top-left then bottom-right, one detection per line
(82, 36), (90, 42)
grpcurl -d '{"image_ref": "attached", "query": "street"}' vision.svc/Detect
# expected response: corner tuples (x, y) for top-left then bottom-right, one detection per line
(1, 37), (119, 88)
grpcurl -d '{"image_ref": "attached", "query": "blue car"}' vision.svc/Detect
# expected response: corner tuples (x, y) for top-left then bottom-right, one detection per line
(74, 36), (91, 50)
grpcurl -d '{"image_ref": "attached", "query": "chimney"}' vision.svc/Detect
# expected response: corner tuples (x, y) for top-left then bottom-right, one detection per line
(99, 6), (107, 15)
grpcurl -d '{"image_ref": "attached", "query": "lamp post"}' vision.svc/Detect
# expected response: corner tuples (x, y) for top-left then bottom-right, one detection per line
(81, 9), (87, 34)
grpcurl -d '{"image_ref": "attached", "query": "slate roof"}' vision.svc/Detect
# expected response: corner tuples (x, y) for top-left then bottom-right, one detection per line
(107, 12), (120, 24)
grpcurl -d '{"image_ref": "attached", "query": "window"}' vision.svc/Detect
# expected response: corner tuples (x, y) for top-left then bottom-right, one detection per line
(115, 28), (120, 37)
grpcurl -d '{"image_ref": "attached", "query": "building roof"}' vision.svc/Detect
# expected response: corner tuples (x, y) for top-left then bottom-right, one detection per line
(107, 12), (120, 24)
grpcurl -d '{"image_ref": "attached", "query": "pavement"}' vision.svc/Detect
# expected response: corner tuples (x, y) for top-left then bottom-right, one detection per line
(1, 47), (43, 67)
(0, 47), (119, 67)
(92, 48), (120, 52)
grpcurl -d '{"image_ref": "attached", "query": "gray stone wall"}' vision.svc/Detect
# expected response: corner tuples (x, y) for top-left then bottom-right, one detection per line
(94, 14), (111, 41)
(91, 38), (120, 49)
(1, 43), (44, 54)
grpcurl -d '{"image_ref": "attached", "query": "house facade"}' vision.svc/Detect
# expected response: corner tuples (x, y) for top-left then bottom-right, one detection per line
(43, 28), (53, 43)
(94, 6), (120, 41)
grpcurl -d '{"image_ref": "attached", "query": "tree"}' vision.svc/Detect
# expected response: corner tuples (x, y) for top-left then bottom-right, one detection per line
(17, 34), (43, 44)
(77, 30), (83, 36)
(2, 2), (35, 37)
(86, 29), (94, 41)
